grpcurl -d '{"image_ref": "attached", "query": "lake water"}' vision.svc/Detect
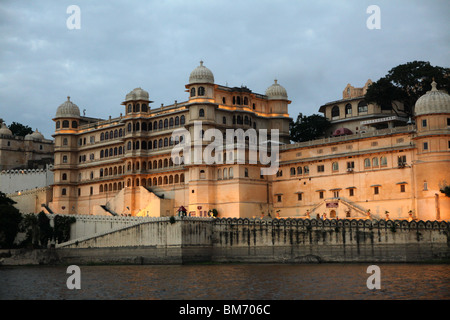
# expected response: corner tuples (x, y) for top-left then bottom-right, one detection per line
(1, 263), (449, 300)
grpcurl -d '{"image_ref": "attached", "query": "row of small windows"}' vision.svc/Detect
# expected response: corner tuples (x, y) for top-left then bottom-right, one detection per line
(126, 103), (148, 114)
(190, 87), (206, 97)
(100, 129), (123, 141)
(286, 156), (407, 177)
(331, 101), (368, 118)
(126, 157), (183, 172)
(126, 174), (185, 188)
(56, 120), (78, 129)
(126, 135), (184, 151)
(276, 184), (408, 203)
(126, 116), (186, 132)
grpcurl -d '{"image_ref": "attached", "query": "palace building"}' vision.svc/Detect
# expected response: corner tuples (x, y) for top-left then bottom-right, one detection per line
(47, 62), (450, 221)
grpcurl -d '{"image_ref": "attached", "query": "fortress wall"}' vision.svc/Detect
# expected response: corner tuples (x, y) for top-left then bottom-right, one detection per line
(48, 217), (450, 265)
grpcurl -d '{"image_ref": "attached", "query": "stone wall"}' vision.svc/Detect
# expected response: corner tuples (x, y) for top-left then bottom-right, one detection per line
(48, 217), (450, 265)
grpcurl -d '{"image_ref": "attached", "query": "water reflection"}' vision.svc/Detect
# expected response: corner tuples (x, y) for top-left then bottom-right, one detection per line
(0, 264), (449, 300)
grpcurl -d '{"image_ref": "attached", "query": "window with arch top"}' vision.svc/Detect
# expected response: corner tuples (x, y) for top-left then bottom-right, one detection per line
(199, 108), (205, 117)
(190, 87), (196, 97)
(331, 105), (340, 118)
(198, 86), (205, 96)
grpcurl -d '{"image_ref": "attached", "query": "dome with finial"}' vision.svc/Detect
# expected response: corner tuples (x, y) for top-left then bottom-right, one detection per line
(265, 79), (288, 100)
(55, 96), (80, 119)
(0, 122), (13, 136)
(25, 129), (45, 140)
(415, 80), (450, 116)
(125, 87), (150, 102)
(189, 61), (214, 84)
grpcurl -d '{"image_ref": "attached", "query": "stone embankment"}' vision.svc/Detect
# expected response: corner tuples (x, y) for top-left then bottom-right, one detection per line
(1, 217), (449, 265)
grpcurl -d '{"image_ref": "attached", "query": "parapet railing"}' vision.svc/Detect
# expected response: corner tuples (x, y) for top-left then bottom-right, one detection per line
(213, 217), (449, 230)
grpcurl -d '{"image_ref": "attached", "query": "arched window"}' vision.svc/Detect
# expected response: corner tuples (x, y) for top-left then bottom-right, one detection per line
(223, 168), (227, 179)
(159, 120), (163, 129)
(153, 160), (157, 169)
(142, 104), (148, 112)
(114, 147), (118, 156)
(169, 118), (174, 127)
(229, 167), (233, 178)
(135, 122), (140, 131)
(169, 175), (173, 184)
(164, 176), (168, 184)
(100, 185), (103, 193)
(62, 173), (67, 180)
(190, 87), (196, 97)
(175, 116), (179, 126)
(345, 103), (352, 116)
(199, 109), (205, 117)
(105, 131), (109, 140)
(180, 115), (185, 125)
(380, 156), (387, 167)
(164, 137), (168, 147)
(62, 120), (69, 128)
(142, 141), (147, 150)
(236, 96), (241, 105)
(72, 121), (78, 128)
(127, 104), (132, 113)
(56, 121), (60, 129)
(153, 177), (157, 186)
(364, 158), (371, 168)
(127, 141), (132, 150)
(245, 168), (249, 177)
(164, 119), (168, 128)
(158, 159), (162, 168)
(158, 177), (162, 185)
(332, 162), (339, 171)
(119, 129), (123, 137)
(180, 173), (185, 183)
(331, 105), (340, 118)
(297, 166), (302, 175)
(142, 122), (147, 131)
(233, 96), (236, 105)
(164, 159), (168, 167)
(148, 122), (152, 131)
(358, 101), (368, 113)
(158, 139), (163, 148)
(243, 97), (248, 105)
(63, 138), (68, 146)
(62, 188), (67, 196)
(153, 121), (158, 130)
(198, 86), (205, 96)
(135, 141), (140, 150)
(175, 175), (179, 183)
(118, 146), (123, 154)
(135, 104), (140, 113)
(127, 123), (132, 132)
(153, 140), (158, 149)
(127, 179), (131, 187)
(100, 150), (104, 158)
(62, 155), (68, 163)
(372, 157), (379, 167)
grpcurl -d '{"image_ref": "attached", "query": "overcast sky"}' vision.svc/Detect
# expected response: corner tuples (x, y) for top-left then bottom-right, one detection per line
(0, 0), (449, 139)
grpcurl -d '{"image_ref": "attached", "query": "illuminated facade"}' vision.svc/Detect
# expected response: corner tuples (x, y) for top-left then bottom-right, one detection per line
(48, 63), (450, 221)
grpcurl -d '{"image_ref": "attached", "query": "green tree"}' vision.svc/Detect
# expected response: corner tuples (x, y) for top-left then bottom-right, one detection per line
(0, 192), (23, 248)
(365, 61), (450, 117)
(8, 121), (33, 137)
(289, 113), (331, 142)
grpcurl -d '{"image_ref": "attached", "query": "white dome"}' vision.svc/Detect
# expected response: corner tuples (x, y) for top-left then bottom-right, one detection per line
(189, 61), (214, 84)
(265, 79), (288, 100)
(55, 96), (80, 118)
(26, 129), (45, 140)
(415, 81), (450, 116)
(0, 123), (13, 136)
(125, 87), (150, 102)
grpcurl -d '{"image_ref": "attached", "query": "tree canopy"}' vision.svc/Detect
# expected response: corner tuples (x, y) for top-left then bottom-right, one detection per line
(8, 121), (33, 137)
(289, 113), (331, 143)
(364, 61), (450, 118)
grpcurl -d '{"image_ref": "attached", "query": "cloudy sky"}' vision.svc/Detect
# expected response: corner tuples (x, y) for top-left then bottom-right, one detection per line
(0, 0), (449, 139)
